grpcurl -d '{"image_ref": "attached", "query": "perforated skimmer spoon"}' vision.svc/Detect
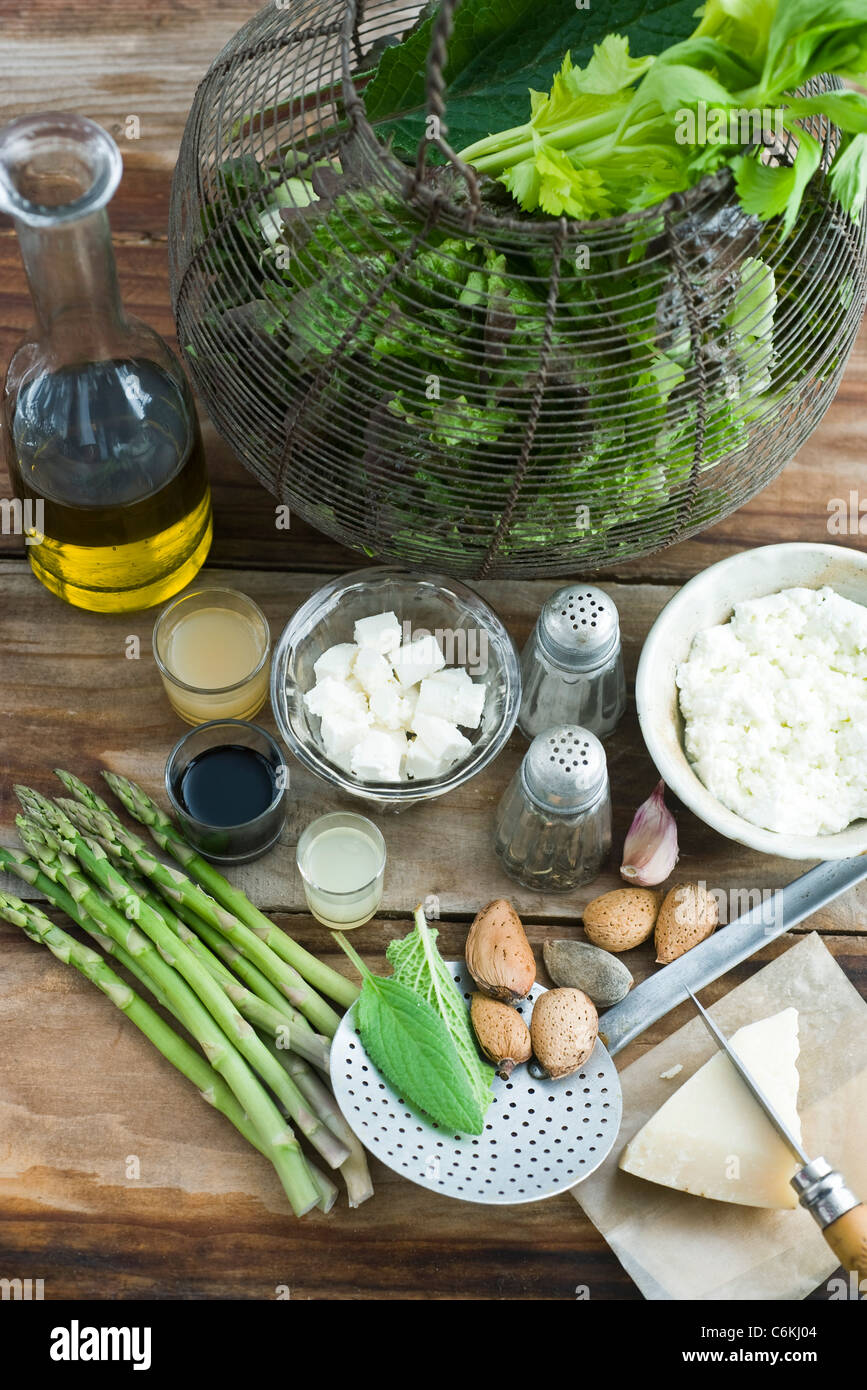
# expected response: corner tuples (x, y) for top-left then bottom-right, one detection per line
(330, 961), (622, 1204)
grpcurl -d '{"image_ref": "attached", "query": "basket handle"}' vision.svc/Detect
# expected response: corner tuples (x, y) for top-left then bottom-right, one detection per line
(414, 0), (481, 214)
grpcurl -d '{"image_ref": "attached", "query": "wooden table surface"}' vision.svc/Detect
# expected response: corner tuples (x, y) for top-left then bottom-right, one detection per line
(0, 1), (865, 1302)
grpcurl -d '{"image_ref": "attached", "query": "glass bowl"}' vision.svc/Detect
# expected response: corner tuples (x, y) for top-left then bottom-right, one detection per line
(270, 566), (521, 811)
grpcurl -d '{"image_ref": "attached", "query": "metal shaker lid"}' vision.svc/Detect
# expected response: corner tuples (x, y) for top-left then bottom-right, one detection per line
(521, 725), (608, 813)
(537, 585), (619, 670)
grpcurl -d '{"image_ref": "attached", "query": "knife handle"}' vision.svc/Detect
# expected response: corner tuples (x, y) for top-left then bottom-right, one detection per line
(824, 1204), (867, 1284)
(793, 1157), (867, 1285)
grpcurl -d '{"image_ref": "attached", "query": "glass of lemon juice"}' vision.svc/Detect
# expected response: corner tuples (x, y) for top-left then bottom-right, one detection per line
(296, 812), (386, 930)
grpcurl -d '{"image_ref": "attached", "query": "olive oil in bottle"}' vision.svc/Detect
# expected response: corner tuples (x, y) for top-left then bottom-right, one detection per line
(11, 357), (211, 611)
(0, 114), (212, 611)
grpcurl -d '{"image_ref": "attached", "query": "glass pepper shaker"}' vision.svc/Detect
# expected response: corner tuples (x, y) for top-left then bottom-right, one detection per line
(493, 725), (612, 891)
(0, 113), (212, 612)
(518, 585), (626, 740)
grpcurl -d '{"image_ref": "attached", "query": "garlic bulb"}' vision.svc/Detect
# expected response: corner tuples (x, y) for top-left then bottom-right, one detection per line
(620, 780), (678, 886)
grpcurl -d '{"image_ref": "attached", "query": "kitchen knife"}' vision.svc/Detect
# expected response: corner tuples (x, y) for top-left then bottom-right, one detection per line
(600, 855), (867, 1057)
(688, 987), (867, 1282)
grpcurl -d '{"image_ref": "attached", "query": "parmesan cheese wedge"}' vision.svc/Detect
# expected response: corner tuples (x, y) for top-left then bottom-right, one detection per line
(619, 1008), (802, 1210)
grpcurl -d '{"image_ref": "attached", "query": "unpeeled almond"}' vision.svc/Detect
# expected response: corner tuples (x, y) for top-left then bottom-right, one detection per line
(582, 887), (661, 953)
(466, 899), (536, 1002)
(655, 882), (719, 963)
(470, 993), (532, 1080)
(530, 987), (598, 1080)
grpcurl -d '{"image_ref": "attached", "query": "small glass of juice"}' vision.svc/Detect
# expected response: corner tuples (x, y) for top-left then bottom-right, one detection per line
(166, 719), (287, 864)
(296, 812), (386, 930)
(153, 587), (270, 725)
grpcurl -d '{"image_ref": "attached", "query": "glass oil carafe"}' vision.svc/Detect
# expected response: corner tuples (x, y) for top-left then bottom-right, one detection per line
(0, 114), (212, 612)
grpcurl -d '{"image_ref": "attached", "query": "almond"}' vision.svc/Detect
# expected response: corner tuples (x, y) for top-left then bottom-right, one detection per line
(466, 898), (536, 1002)
(543, 939), (633, 1007)
(582, 887), (661, 953)
(655, 881), (719, 963)
(530, 987), (598, 1080)
(470, 993), (532, 1079)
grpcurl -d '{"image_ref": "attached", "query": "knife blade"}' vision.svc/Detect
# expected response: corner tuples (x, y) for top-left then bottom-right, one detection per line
(600, 855), (867, 1057)
(685, 987), (808, 1164)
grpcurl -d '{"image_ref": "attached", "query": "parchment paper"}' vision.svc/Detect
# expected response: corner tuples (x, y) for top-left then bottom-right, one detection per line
(573, 934), (867, 1300)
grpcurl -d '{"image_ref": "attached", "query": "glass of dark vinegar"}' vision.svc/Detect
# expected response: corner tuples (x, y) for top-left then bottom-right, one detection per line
(165, 720), (287, 864)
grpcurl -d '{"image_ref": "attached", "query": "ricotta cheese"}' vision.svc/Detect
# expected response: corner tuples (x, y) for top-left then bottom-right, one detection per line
(676, 585), (867, 835)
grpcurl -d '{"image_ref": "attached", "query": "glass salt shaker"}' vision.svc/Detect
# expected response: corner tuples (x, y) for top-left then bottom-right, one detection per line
(493, 725), (612, 891)
(518, 585), (626, 740)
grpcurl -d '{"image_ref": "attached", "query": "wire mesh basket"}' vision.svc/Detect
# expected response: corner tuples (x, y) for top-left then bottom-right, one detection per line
(169, 0), (867, 579)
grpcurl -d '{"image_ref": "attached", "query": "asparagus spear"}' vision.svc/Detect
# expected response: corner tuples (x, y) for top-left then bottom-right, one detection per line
(10, 823), (319, 1217)
(0, 852), (336, 1214)
(267, 1039), (374, 1209)
(59, 791), (300, 1016)
(0, 890), (269, 1152)
(56, 797), (330, 1070)
(51, 803), (369, 1202)
(53, 772), (295, 1018)
(163, 899), (296, 1017)
(98, 771), (359, 1010)
(52, 787), (341, 1037)
(118, 859), (330, 1071)
(0, 845), (177, 1015)
(15, 794), (349, 1172)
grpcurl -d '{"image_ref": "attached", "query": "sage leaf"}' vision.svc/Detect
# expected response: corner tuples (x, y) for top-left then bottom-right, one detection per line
(357, 974), (487, 1134)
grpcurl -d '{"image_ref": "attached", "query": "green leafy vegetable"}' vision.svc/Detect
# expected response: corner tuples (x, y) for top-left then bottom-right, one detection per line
(387, 906), (494, 1117)
(191, 2), (867, 570)
(378, 0), (867, 230)
(361, 0), (700, 159)
(336, 922), (492, 1134)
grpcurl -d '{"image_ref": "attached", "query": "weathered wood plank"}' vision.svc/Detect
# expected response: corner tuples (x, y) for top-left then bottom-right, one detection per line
(0, 919), (862, 1300)
(1, 562), (864, 932)
(0, 3), (257, 172)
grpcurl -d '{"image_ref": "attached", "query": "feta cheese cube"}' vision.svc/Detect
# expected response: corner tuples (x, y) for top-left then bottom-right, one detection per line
(352, 646), (396, 697)
(391, 634), (446, 688)
(400, 686), (420, 726)
(350, 729), (406, 783)
(319, 706), (372, 757)
(426, 666), (470, 686)
(313, 642), (357, 684)
(411, 712), (472, 765)
(304, 677), (368, 721)
(405, 736), (449, 781)
(353, 610), (402, 657)
(369, 684), (413, 731)
(414, 670), (486, 728)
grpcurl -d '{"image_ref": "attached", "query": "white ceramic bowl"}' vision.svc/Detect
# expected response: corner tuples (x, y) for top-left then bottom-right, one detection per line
(635, 543), (867, 860)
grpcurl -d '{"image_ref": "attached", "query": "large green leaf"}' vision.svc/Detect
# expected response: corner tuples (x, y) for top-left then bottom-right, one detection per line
(362, 0), (702, 158)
